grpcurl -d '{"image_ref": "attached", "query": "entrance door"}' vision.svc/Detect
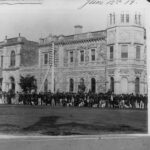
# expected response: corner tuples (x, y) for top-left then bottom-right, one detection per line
(10, 77), (15, 93)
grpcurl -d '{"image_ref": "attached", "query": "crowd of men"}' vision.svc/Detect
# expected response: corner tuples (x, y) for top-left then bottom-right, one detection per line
(0, 90), (148, 109)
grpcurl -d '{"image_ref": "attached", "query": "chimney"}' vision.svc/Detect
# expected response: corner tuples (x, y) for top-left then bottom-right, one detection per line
(74, 25), (83, 34)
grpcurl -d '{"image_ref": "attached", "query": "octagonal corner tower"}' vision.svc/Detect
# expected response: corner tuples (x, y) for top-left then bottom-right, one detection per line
(106, 11), (147, 95)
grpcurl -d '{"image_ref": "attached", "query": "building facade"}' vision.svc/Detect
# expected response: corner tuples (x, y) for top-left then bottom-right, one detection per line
(0, 11), (147, 95)
(0, 35), (39, 93)
(38, 11), (147, 95)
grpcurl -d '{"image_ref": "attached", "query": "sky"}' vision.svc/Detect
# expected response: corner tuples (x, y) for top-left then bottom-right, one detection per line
(0, 0), (147, 42)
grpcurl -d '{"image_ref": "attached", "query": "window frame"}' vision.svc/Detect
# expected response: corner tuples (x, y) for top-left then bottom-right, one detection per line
(110, 45), (114, 61)
(136, 45), (141, 60)
(126, 14), (129, 23)
(70, 51), (74, 63)
(80, 50), (84, 62)
(91, 49), (96, 61)
(121, 45), (128, 59)
(10, 51), (16, 67)
(44, 53), (49, 65)
(121, 14), (124, 23)
(69, 78), (74, 92)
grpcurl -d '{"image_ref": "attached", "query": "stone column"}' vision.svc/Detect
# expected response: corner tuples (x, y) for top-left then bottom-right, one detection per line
(128, 80), (135, 94)
(114, 80), (120, 94)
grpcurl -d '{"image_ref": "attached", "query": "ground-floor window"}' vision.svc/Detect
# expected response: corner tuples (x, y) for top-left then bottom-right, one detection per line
(69, 78), (74, 92)
(10, 76), (15, 93)
(78, 78), (85, 92)
(135, 77), (140, 94)
(91, 78), (96, 93)
(44, 79), (48, 92)
(110, 77), (114, 92)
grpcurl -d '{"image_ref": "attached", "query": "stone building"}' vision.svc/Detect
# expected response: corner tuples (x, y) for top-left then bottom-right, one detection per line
(0, 35), (39, 92)
(0, 11), (147, 95)
(39, 11), (147, 95)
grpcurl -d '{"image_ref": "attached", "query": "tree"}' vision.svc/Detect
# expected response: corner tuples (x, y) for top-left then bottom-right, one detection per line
(19, 75), (37, 93)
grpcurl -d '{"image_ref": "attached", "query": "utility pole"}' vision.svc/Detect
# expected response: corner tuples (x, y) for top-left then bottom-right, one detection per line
(51, 42), (55, 93)
(38, 41), (55, 93)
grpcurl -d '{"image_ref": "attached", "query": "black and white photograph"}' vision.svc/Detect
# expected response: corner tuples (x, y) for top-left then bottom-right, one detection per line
(0, 0), (149, 149)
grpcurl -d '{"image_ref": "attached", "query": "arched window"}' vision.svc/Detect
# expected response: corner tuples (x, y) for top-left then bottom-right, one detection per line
(78, 78), (85, 92)
(121, 78), (128, 94)
(44, 79), (48, 92)
(69, 78), (74, 92)
(110, 77), (114, 92)
(80, 78), (84, 85)
(10, 51), (15, 66)
(91, 78), (96, 93)
(10, 76), (15, 93)
(135, 77), (140, 94)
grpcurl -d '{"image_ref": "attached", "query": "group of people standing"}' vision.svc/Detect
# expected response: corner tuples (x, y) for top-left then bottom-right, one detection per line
(0, 90), (148, 109)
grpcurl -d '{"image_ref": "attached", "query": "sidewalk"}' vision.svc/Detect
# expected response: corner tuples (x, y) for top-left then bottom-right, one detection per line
(0, 135), (149, 150)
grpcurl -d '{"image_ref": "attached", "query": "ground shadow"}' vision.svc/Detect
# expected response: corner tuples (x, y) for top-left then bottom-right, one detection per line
(22, 116), (147, 135)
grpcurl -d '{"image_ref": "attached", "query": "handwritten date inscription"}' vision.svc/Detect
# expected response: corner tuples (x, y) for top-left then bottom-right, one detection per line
(79, 0), (137, 9)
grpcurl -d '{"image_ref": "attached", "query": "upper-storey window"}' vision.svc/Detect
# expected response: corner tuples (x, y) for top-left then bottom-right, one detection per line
(91, 49), (95, 61)
(110, 46), (114, 60)
(80, 50), (84, 62)
(69, 78), (74, 92)
(135, 13), (141, 25)
(1, 56), (3, 68)
(126, 14), (129, 23)
(138, 14), (141, 25)
(135, 14), (137, 24)
(70, 51), (73, 63)
(44, 53), (48, 65)
(121, 14), (124, 23)
(10, 51), (15, 66)
(110, 14), (112, 25)
(121, 45), (128, 59)
(113, 13), (115, 24)
(136, 46), (141, 59)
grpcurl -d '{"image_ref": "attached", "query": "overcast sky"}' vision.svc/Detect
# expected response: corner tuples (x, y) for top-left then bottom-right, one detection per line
(0, 0), (147, 42)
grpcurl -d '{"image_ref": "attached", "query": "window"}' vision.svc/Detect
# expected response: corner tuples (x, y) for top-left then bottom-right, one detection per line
(138, 14), (141, 25)
(113, 13), (115, 24)
(110, 77), (114, 93)
(91, 78), (96, 93)
(80, 50), (84, 62)
(126, 14), (129, 23)
(121, 45), (128, 59)
(70, 51), (73, 63)
(121, 14), (124, 23)
(135, 14), (137, 24)
(91, 49), (95, 61)
(1, 56), (3, 68)
(135, 77), (140, 94)
(10, 51), (15, 66)
(69, 78), (74, 92)
(10, 76), (15, 93)
(44, 79), (48, 92)
(110, 46), (114, 60)
(110, 14), (112, 25)
(78, 78), (85, 92)
(44, 53), (48, 65)
(136, 46), (141, 59)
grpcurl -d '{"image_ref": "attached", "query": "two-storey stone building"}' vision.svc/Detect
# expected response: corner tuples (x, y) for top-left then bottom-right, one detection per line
(39, 11), (147, 94)
(0, 35), (39, 93)
(0, 11), (147, 95)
